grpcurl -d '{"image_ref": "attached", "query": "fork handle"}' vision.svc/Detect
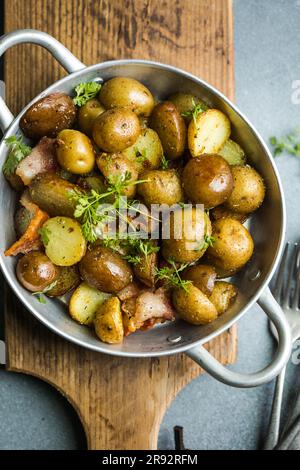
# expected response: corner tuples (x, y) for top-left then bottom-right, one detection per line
(263, 365), (287, 449)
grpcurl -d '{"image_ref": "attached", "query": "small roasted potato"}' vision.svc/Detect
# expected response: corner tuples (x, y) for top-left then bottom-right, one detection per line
(224, 165), (265, 214)
(149, 102), (186, 160)
(94, 296), (124, 344)
(182, 154), (233, 208)
(79, 246), (133, 293)
(133, 251), (158, 287)
(56, 129), (95, 175)
(14, 205), (35, 237)
(5, 173), (24, 192)
(47, 265), (80, 297)
(137, 169), (183, 206)
(182, 264), (216, 296)
(41, 217), (87, 266)
(168, 93), (209, 123)
(123, 128), (163, 173)
(209, 281), (237, 315)
(69, 282), (111, 325)
(162, 207), (212, 263)
(188, 109), (230, 157)
(211, 205), (248, 224)
(172, 284), (218, 325)
(96, 153), (138, 198)
(29, 173), (77, 217)
(77, 98), (105, 136)
(206, 218), (254, 276)
(77, 174), (107, 193)
(92, 108), (141, 152)
(16, 251), (58, 293)
(20, 92), (77, 139)
(218, 139), (246, 166)
(99, 77), (155, 116)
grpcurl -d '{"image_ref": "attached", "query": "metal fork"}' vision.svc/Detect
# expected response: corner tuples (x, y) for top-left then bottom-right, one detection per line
(263, 242), (300, 450)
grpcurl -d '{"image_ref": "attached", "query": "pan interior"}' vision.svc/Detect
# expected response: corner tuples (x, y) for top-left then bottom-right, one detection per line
(0, 61), (285, 356)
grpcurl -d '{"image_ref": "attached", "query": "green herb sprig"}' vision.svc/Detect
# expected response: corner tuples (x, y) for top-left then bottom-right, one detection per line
(270, 129), (300, 158)
(73, 82), (102, 107)
(160, 154), (169, 169)
(181, 99), (207, 124)
(154, 259), (191, 291)
(3, 135), (32, 176)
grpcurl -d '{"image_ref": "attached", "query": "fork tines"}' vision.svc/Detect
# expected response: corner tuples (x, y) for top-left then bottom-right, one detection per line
(273, 242), (300, 310)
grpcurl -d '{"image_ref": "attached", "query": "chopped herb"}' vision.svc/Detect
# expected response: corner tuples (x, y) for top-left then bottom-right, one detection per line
(39, 226), (51, 246)
(32, 280), (58, 304)
(195, 234), (215, 252)
(3, 135), (32, 176)
(270, 129), (300, 158)
(73, 81), (102, 107)
(181, 99), (207, 124)
(160, 154), (169, 169)
(154, 260), (191, 291)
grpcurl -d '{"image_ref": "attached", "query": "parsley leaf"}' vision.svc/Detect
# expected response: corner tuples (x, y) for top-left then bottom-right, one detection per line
(73, 82), (102, 107)
(3, 135), (32, 176)
(270, 129), (300, 158)
(154, 260), (191, 291)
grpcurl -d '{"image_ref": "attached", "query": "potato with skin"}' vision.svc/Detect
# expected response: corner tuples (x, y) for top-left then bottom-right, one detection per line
(133, 251), (158, 288)
(16, 251), (58, 293)
(188, 108), (231, 157)
(56, 129), (95, 175)
(211, 205), (248, 224)
(181, 264), (216, 296)
(209, 281), (238, 315)
(168, 93), (209, 123)
(99, 77), (155, 116)
(92, 108), (141, 152)
(69, 282), (111, 325)
(77, 98), (105, 136)
(29, 173), (78, 217)
(206, 218), (254, 276)
(47, 265), (80, 297)
(76, 174), (107, 193)
(162, 207), (212, 263)
(182, 154), (233, 208)
(94, 296), (124, 344)
(224, 165), (265, 214)
(96, 153), (139, 198)
(79, 246), (133, 293)
(173, 284), (218, 325)
(20, 92), (77, 139)
(14, 205), (35, 237)
(149, 102), (186, 160)
(123, 128), (163, 173)
(218, 139), (246, 166)
(41, 217), (87, 267)
(137, 169), (183, 206)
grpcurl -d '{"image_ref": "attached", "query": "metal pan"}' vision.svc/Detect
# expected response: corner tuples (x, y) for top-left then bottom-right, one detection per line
(0, 29), (291, 387)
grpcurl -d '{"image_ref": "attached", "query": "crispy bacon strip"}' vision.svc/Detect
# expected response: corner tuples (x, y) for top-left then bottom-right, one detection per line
(16, 137), (57, 185)
(5, 192), (49, 256)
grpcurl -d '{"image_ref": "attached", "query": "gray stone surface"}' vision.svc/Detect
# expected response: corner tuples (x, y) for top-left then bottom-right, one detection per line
(1, 0), (300, 450)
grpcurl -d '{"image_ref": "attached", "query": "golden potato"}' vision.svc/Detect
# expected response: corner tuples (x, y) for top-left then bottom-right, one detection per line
(96, 152), (139, 198)
(182, 264), (216, 296)
(123, 128), (163, 173)
(209, 281), (237, 315)
(69, 282), (111, 325)
(20, 92), (77, 139)
(168, 92), (209, 123)
(137, 169), (183, 206)
(162, 207), (212, 263)
(211, 205), (248, 224)
(79, 246), (133, 293)
(46, 265), (80, 297)
(149, 102), (186, 160)
(206, 218), (254, 276)
(94, 296), (124, 343)
(172, 284), (218, 325)
(56, 129), (95, 175)
(133, 251), (158, 287)
(16, 251), (58, 293)
(99, 77), (154, 116)
(77, 98), (105, 136)
(92, 108), (141, 152)
(182, 154), (233, 208)
(218, 139), (246, 166)
(188, 109), (230, 157)
(224, 165), (265, 214)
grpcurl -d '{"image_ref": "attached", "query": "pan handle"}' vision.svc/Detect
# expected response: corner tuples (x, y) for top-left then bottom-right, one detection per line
(0, 29), (85, 133)
(186, 287), (291, 388)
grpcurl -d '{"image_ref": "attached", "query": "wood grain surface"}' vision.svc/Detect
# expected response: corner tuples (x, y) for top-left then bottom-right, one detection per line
(3, 0), (236, 450)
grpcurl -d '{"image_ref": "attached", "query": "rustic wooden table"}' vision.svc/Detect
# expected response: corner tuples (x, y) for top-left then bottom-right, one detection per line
(3, 0), (236, 450)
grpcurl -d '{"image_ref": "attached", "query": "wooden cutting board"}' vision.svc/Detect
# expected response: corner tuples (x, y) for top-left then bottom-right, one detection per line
(3, 0), (237, 450)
